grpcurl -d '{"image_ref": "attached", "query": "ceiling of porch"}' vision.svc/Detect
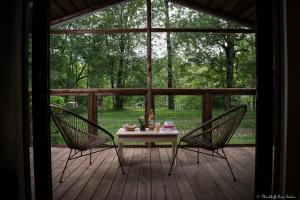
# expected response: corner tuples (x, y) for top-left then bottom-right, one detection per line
(28, 0), (255, 29)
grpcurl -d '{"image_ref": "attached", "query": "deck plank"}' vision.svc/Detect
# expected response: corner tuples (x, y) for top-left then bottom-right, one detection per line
(122, 148), (142, 200)
(106, 148), (135, 200)
(166, 148), (197, 200)
(198, 151), (244, 200)
(53, 150), (101, 199)
(158, 148), (181, 200)
(91, 149), (128, 200)
(151, 148), (167, 200)
(226, 148), (255, 170)
(136, 148), (151, 200)
(46, 147), (255, 200)
(60, 148), (110, 200)
(179, 149), (227, 200)
(222, 148), (255, 192)
(176, 150), (212, 200)
(52, 153), (88, 189)
(207, 152), (253, 200)
(75, 149), (116, 200)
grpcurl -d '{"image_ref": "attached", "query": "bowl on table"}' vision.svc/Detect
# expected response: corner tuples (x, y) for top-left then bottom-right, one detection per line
(163, 121), (175, 128)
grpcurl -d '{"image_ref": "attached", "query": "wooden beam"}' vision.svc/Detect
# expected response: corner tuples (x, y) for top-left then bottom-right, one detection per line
(146, 0), (152, 116)
(202, 93), (212, 123)
(255, 0), (273, 195)
(50, 88), (147, 95)
(50, 28), (255, 34)
(153, 28), (255, 33)
(223, 0), (240, 13)
(32, 0), (53, 198)
(51, 1), (65, 17)
(240, 5), (255, 19)
(50, 0), (130, 27)
(48, 88), (256, 96)
(67, 0), (79, 10)
(88, 93), (97, 134)
(51, 0), (68, 16)
(169, 0), (255, 28)
(152, 88), (256, 95)
(50, 28), (147, 34)
(202, 93), (212, 142)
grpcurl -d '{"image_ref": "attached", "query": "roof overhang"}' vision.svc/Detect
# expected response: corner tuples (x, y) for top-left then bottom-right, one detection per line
(29, 0), (256, 30)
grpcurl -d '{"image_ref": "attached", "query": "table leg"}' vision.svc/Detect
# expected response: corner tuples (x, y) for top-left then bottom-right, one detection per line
(172, 141), (177, 166)
(118, 142), (124, 161)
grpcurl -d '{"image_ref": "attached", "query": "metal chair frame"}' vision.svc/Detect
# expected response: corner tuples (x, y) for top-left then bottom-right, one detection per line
(50, 105), (125, 183)
(168, 104), (247, 181)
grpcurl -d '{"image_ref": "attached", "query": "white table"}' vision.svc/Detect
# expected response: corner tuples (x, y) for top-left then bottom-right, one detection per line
(117, 128), (179, 165)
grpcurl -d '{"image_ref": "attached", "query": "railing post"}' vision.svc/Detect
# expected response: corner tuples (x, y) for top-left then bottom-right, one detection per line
(145, 94), (148, 127)
(202, 93), (212, 142)
(88, 92), (97, 134)
(202, 93), (212, 123)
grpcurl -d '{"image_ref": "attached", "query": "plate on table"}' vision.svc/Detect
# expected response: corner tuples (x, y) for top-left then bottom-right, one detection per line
(161, 127), (176, 131)
(123, 124), (137, 131)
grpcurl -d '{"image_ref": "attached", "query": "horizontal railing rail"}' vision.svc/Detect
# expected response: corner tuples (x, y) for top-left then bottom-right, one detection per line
(47, 88), (256, 96)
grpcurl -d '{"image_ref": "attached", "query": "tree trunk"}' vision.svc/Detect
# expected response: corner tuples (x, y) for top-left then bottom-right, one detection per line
(114, 34), (126, 110)
(164, 0), (174, 110)
(224, 37), (235, 109)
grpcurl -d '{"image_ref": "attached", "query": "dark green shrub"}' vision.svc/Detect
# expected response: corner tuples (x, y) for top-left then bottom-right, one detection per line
(50, 96), (65, 144)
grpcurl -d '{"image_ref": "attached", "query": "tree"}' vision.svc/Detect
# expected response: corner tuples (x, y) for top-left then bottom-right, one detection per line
(164, 0), (174, 110)
(48, 0), (256, 111)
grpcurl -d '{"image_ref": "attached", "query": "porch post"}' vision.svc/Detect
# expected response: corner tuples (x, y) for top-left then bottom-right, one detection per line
(32, 0), (53, 198)
(202, 93), (212, 123)
(88, 92), (97, 134)
(202, 93), (212, 142)
(146, 0), (152, 116)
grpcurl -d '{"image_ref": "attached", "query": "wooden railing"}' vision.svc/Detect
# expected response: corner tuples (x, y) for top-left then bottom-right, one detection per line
(49, 88), (256, 126)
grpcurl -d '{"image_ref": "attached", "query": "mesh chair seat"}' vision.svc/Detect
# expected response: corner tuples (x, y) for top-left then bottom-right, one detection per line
(169, 104), (247, 181)
(50, 105), (125, 182)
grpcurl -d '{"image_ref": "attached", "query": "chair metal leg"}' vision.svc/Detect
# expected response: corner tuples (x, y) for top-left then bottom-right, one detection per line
(90, 149), (92, 164)
(221, 148), (236, 181)
(168, 143), (180, 175)
(60, 149), (73, 183)
(113, 142), (125, 174)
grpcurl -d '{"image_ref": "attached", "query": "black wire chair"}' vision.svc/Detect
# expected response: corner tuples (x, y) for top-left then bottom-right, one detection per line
(168, 104), (247, 181)
(50, 105), (125, 183)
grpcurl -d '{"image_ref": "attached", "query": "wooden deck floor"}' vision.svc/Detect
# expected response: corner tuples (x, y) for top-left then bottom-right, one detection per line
(33, 147), (255, 200)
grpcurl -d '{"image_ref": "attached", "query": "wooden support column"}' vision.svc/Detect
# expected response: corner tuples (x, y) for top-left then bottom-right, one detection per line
(202, 93), (212, 142)
(146, 0), (154, 148)
(32, 0), (53, 198)
(144, 96), (148, 127)
(88, 93), (97, 134)
(202, 93), (212, 123)
(146, 0), (152, 116)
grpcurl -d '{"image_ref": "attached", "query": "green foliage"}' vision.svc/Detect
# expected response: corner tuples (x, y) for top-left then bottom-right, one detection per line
(48, 0), (255, 93)
(49, 96), (65, 144)
(50, 123), (65, 144)
(50, 96), (65, 106)
(45, 0), (256, 145)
